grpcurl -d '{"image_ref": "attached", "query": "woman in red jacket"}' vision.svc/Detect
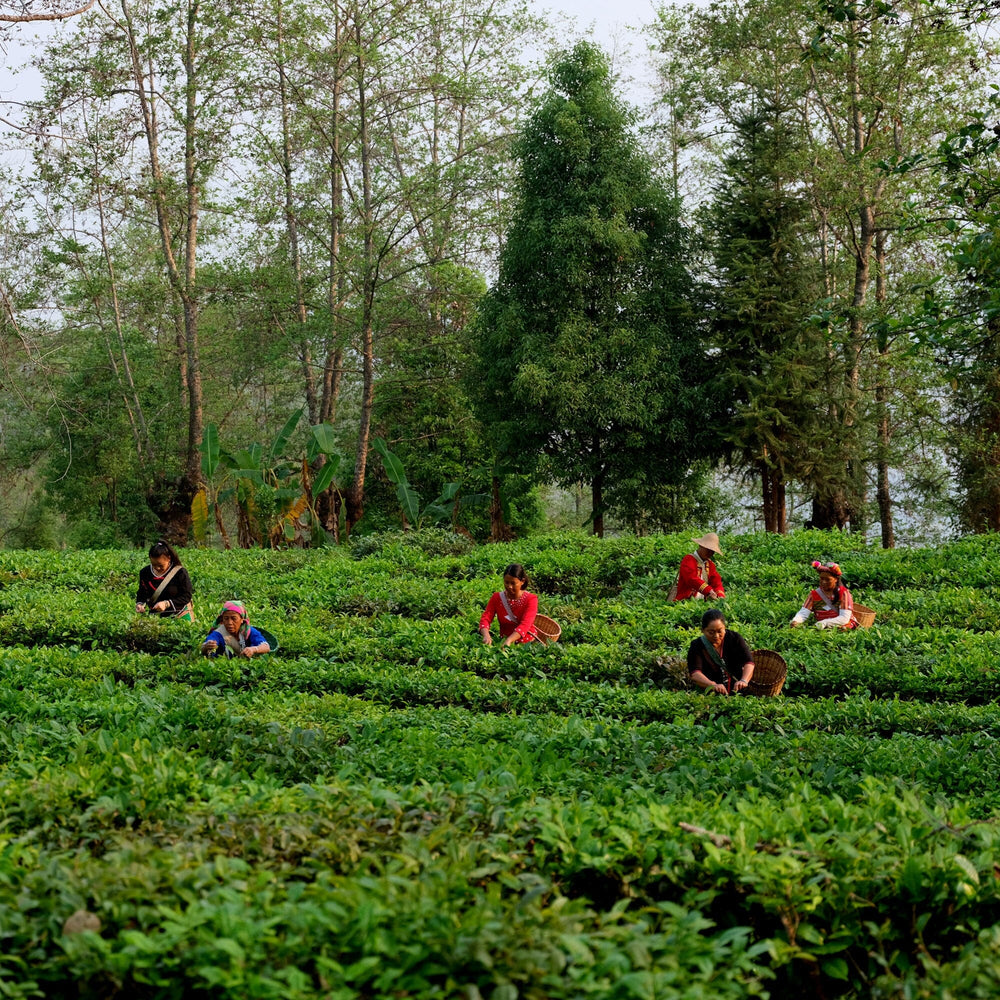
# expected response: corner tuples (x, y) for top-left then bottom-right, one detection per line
(479, 564), (539, 646)
(672, 532), (725, 602)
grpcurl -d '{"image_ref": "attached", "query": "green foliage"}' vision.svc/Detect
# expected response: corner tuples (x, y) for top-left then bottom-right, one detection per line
(195, 415), (344, 548)
(469, 41), (716, 532)
(4, 531), (1000, 994)
(371, 437), (485, 531)
(349, 527), (476, 560)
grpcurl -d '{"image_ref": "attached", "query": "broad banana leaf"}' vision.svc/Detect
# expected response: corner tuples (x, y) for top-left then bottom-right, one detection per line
(312, 454), (342, 495)
(269, 408), (303, 464)
(191, 488), (210, 546)
(312, 422), (338, 455)
(200, 425), (220, 479)
(372, 437), (407, 486)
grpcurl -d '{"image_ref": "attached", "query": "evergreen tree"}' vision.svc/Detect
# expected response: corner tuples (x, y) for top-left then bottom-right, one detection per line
(470, 41), (714, 537)
(702, 103), (832, 532)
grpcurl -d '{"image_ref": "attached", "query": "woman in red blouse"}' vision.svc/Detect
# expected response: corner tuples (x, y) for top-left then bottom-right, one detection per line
(479, 564), (539, 646)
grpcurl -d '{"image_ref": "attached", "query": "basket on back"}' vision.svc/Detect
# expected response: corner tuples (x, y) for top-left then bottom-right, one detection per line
(853, 604), (876, 628)
(533, 615), (561, 645)
(748, 649), (787, 697)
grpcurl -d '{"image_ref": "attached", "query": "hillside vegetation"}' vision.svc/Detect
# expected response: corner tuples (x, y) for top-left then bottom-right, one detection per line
(1, 529), (999, 998)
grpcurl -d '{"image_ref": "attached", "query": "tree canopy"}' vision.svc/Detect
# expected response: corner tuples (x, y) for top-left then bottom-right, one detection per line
(469, 41), (717, 537)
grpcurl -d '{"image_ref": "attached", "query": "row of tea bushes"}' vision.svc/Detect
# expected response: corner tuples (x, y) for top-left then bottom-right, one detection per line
(3, 530), (1000, 997)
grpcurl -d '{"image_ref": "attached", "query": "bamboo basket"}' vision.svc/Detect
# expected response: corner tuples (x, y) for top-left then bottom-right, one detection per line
(533, 615), (562, 645)
(852, 604), (876, 629)
(747, 649), (787, 697)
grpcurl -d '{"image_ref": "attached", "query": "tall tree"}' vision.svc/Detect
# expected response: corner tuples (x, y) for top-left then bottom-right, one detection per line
(654, 0), (985, 541)
(904, 105), (1000, 531)
(23, 0), (249, 538)
(470, 41), (713, 537)
(701, 103), (830, 532)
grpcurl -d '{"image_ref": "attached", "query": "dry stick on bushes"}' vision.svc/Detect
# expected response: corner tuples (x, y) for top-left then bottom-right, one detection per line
(678, 822), (810, 857)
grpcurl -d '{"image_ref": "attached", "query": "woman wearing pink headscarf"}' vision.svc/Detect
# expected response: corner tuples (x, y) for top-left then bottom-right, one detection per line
(790, 561), (858, 630)
(201, 601), (271, 658)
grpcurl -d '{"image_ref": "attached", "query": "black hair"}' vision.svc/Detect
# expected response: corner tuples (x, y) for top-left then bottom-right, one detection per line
(148, 539), (182, 567)
(502, 563), (528, 584)
(701, 608), (726, 630)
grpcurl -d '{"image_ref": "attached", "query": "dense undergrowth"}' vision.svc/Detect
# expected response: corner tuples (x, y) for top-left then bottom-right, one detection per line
(0, 529), (998, 998)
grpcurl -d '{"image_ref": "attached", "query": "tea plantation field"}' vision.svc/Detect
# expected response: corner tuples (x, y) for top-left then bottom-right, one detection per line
(1, 529), (999, 998)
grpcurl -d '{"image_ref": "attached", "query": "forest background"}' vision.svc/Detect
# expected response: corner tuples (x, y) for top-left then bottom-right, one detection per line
(1, 0), (999, 551)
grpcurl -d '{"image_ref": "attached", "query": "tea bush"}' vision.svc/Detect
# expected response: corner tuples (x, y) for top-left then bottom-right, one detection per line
(1, 530), (1000, 997)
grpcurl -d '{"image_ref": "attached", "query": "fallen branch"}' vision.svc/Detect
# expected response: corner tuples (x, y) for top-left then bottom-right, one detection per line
(679, 822), (812, 857)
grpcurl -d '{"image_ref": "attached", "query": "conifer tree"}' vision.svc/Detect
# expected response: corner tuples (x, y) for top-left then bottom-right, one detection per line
(470, 41), (714, 536)
(702, 104), (833, 532)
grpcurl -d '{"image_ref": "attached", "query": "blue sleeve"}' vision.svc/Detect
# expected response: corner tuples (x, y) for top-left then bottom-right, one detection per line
(204, 629), (225, 645)
(247, 626), (269, 648)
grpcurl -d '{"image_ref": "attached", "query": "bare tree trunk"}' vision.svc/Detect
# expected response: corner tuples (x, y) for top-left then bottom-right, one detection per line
(181, 0), (204, 495)
(760, 459), (787, 533)
(90, 148), (151, 465)
(591, 444), (605, 538)
(320, 15), (346, 426)
(344, 21), (375, 536)
(119, 0), (204, 511)
(874, 231), (895, 548)
(489, 475), (514, 542)
(275, 0), (318, 425)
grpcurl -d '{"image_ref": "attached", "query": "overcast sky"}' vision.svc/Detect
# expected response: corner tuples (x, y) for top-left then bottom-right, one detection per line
(0, 0), (668, 102)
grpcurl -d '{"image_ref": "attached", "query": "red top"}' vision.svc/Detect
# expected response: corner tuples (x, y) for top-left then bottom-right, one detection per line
(805, 586), (857, 628)
(674, 553), (725, 601)
(480, 591), (538, 642)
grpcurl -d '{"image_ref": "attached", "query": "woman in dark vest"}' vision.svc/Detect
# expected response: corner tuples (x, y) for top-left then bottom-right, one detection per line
(135, 540), (193, 618)
(686, 608), (754, 695)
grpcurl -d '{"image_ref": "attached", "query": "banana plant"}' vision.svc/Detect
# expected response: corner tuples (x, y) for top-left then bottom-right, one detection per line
(192, 411), (345, 547)
(372, 437), (484, 530)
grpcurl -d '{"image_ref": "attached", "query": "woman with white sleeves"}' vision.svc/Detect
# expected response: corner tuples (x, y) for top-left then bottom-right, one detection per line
(790, 561), (858, 630)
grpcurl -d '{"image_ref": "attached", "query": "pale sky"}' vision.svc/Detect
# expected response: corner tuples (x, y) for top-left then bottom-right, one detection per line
(0, 0), (668, 105)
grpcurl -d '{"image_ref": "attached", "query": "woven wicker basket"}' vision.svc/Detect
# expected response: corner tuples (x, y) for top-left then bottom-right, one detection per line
(533, 614), (561, 645)
(747, 649), (787, 697)
(853, 604), (876, 628)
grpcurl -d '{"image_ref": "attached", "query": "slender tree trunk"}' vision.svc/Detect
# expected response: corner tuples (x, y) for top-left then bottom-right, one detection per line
(90, 153), (151, 464)
(181, 0), (204, 495)
(874, 229), (895, 547)
(344, 22), (375, 536)
(320, 14), (346, 426)
(488, 475), (513, 542)
(591, 447), (605, 538)
(120, 0), (204, 515)
(275, 0), (318, 425)
(760, 459), (787, 533)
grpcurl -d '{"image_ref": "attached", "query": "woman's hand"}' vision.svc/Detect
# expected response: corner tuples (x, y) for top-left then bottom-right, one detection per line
(136, 603), (146, 613)
(201, 640), (218, 657)
(733, 678), (749, 692)
(152, 600), (169, 613)
(501, 633), (519, 647)
(480, 628), (493, 646)
(241, 646), (255, 658)
(789, 619), (801, 628)
(712, 682), (728, 695)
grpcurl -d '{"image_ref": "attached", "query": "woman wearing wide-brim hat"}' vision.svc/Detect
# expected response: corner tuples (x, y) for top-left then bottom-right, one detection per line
(670, 531), (725, 602)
